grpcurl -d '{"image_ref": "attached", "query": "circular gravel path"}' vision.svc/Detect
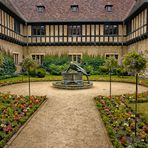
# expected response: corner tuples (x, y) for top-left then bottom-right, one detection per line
(0, 82), (147, 148)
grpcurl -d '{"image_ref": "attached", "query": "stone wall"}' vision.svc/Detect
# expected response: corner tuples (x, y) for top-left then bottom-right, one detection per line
(0, 39), (23, 63)
(23, 45), (127, 62)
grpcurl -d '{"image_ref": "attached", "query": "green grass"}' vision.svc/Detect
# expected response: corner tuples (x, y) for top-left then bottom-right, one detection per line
(129, 102), (148, 122)
(0, 75), (148, 87)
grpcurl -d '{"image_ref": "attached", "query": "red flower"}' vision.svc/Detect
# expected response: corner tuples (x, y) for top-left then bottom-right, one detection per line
(3, 124), (12, 133)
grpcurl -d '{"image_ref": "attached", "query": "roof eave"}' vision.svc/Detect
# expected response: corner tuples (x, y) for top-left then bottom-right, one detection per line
(27, 20), (123, 24)
(0, 2), (26, 23)
(124, 1), (148, 23)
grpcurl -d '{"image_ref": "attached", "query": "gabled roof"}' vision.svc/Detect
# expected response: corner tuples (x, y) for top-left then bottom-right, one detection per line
(2, 0), (135, 23)
(0, 0), (26, 21)
(127, 0), (147, 17)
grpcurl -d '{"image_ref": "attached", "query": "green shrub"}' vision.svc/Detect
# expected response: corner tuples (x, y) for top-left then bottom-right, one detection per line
(49, 64), (68, 75)
(36, 68), (46, 78)
(116, 66), (128, 77)
(83, 65), (94, 75)
(0, 54), (16, 76)
(29, 67), (36, 77)
(42, 55), (70, 72)
(81, 55), (105, 75)
(99, 66), (109, 75)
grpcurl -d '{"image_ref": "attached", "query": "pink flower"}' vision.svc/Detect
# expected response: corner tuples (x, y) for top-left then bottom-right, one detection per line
(143, 125), (148, 132)
(23, 109), (27, 113)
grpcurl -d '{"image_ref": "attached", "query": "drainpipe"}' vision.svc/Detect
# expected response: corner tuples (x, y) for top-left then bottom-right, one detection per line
(121, 21), (125, 65)
(26, 22), (28, 47)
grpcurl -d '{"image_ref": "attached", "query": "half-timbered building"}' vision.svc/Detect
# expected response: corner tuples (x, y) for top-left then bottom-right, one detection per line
(0, 0), (148, 65)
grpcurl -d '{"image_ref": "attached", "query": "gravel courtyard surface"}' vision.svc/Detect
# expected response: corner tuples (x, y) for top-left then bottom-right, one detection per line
(0, 82), (147, 148)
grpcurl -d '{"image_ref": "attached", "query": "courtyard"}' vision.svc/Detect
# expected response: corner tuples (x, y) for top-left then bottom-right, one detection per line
(0, 81), (147, 148)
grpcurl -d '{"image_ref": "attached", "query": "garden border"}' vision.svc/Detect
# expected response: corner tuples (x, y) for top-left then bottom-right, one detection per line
(3, 97), (48, 148)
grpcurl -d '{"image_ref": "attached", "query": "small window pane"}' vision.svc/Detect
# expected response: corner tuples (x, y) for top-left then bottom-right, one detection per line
(104, 25), (118, 35)
(68, 54), (82, 63)
(68, 25), (81, 36)
(14, 20), (20, 34)
(32, 55), (44, 65)
(32, 25), (45, 36)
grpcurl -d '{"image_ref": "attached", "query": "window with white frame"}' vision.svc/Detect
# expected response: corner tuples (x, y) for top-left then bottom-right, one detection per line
(105, 53), (118, 60)
(32, 54), (44, 65)
(68, 53), (82, 63)
(13, 53), (19, 65)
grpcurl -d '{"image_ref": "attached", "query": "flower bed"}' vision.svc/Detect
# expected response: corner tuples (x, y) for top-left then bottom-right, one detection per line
(95, 95), (148, 148)
(0, 93), (47, 148)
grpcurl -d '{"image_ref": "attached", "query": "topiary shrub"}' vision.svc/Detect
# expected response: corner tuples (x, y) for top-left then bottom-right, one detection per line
(36, 68), (46, 78)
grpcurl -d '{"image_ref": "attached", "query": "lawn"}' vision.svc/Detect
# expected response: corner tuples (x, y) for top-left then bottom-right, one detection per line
(129, 103), (148, 123)
(0, 75), (148, 87)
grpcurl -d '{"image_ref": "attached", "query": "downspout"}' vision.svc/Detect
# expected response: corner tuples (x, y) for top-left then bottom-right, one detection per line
(26, 22), (28, 47)
(25, 22), (29, 58)
(121, 21), (125, 65)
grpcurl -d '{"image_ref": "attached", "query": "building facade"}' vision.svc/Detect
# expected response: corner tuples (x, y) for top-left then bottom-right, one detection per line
(0, 0), (148, 65)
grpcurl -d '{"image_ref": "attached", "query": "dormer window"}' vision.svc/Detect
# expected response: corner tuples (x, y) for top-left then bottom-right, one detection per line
(71, 4), (79, 12)
(37, 3), (45, 13)
(105, 4), (113, 12)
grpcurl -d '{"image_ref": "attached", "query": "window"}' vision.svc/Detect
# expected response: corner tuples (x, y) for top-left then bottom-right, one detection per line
(105, 54), (118, 60)
(105, 5), (113, 12)
(32, 25), (46, 36)
(68, 53), (82, 63)
(104, 25), (118, 35)
(32, 55), (44, 65)
(68, 25), (82, 36)
(36, 4), (45, 13)
(13, 53), (19, 65)
(71, 4), (79, 12)
(14, 19), (20, 34)
(127, 21), (132, 34)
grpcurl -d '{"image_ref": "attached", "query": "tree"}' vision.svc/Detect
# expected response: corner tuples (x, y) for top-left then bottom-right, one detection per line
(104, 57), (118, 98)
(21, 57), (37, 97)
(123, 51), (147, 137)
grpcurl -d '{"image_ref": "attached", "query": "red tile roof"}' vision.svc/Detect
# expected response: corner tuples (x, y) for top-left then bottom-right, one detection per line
(2, 0), (137, 22)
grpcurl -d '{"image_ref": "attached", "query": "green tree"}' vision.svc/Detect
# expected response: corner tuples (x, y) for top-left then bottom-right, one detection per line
(104, 57), (118, 98)
(21, 57), (38, 97)
(123, 51), (147, 137)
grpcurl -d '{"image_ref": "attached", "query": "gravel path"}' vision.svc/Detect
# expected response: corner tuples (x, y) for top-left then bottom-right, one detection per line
(0, 82), (147, 148)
